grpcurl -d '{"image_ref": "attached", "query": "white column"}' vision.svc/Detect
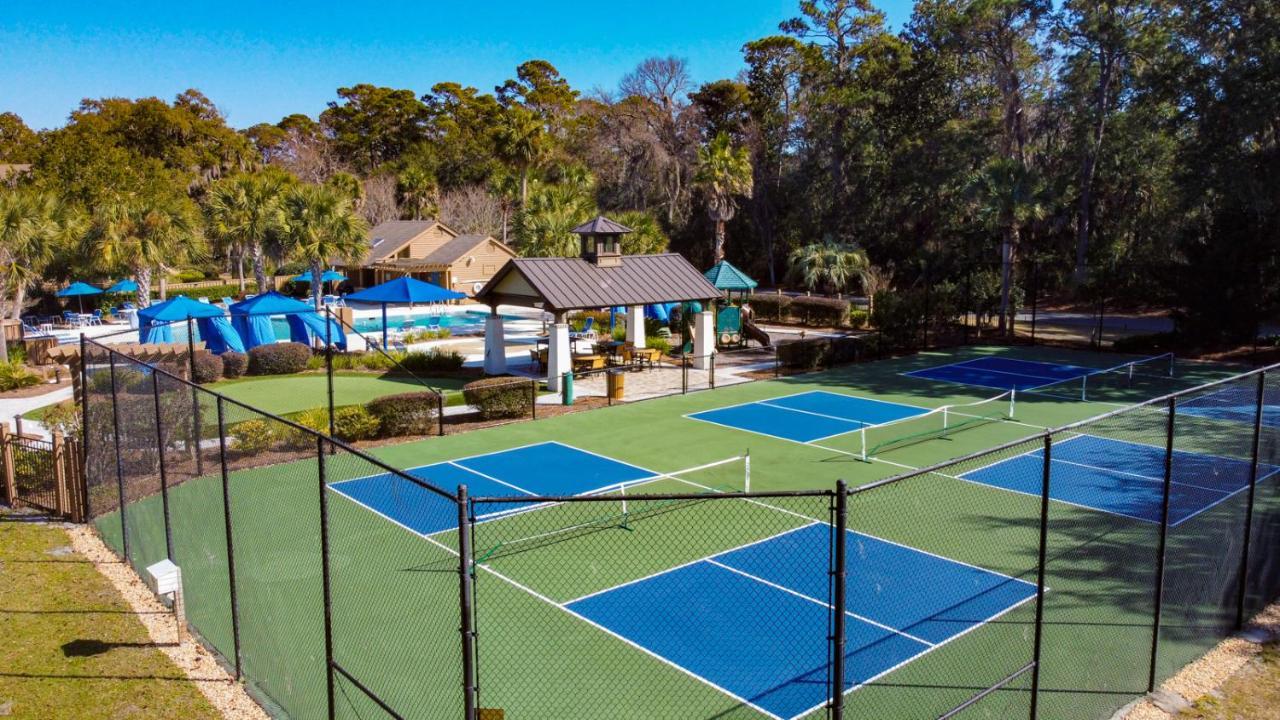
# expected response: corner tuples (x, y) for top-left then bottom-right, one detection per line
(483, 313), (507, 375)
(693, 310), (715, 369)
(546, 320), (571, 391)
(626, 305), (645, 347)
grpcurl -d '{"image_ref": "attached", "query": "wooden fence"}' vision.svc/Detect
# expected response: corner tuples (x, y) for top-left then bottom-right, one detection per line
(0, 423), (84, 521)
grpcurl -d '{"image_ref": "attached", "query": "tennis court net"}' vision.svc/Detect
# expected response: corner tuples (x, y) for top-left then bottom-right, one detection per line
(470, 454), (751, 564)
(1025, 352), (1177, 404)
(859, 391), (1016, 460)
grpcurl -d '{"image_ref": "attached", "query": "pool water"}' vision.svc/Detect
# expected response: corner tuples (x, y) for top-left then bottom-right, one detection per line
(167, 310), (526, 345)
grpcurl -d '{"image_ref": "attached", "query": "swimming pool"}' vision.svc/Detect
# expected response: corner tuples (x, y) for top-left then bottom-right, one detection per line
(164, 310), (528, 345)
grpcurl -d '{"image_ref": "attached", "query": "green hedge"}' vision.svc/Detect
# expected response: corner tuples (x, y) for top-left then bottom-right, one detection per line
(165, 284), (246, 302)
(790, 296), (850, 327)
(248, 342), (312, 375)
(746, 294), (792, 321)
(221, 351), (247, 378)
(367, 392), (440, 437)
(463, 377), (534, 420)
(191, 351), (223, 384)
(397, 349), (465, 373)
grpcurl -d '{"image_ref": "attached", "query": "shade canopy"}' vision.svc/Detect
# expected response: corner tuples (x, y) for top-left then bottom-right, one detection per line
(139, 322), (173, 344)
(56, 281), (104, 297)
(105, 279), (139, 293)
(346, 276), (465, 304)
(137, 295), (226, 323)
(293, 270), (348, 284)
(704, 261), (758, 292)
(229, 291), (315, 316)
(196, 316), (247, 354)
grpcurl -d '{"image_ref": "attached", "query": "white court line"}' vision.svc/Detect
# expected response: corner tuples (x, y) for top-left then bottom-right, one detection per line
(703, 559), (937, 648)
(446, 461), (537, 497)
(328, 439), (559, 489)
(905, 364), (1069, 386)
(758, 399), (876, 426)
(948, 358), (1083, 382)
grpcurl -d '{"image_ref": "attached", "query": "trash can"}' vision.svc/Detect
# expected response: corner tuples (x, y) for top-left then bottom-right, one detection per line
(562, 370), (574, 405)
(607, 368), (625, 401)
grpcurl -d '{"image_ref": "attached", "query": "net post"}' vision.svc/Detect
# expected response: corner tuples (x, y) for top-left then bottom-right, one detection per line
(943, 407), (950, 430)
(619, 482), (629, 526)
(316, 435), (336, 720)
(1029, 432), (1053, 719)
(829, 481), (848, 719)
(108, 352), (129, 563)
(774, 345), (780, 377)
(859, 427), (868, 462)
(215, 397), (243, 679)
(682, 356), (688, 394)
(1235, 370), (1266, 629)
(744, 450), (751, 493)
(457, 485), (479, 720)
(1081, 375), (1088, 402)
(1009, 389), (1017, 419)
(152, 371), (174, 561)
(1149, 395), (1177, 692)
(186, 317), (203, 475)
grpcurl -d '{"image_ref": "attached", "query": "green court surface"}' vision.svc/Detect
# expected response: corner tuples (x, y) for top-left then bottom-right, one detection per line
(91, 345), (1257, 720)
(208, 371), (466, 416)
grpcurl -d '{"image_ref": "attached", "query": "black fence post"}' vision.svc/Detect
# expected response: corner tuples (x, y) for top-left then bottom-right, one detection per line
(326, 310), (336, 447)
(830, 482), (848, 719)
(1029, 260), (1039, 346)
(152, 371), (174, 561)
(774, 345), (781, 377)
(437, 392), (446, 437)
(1149, 396), (1177, 692)
(457, 485), (478, 720)
(963, 252), (972, 345)
(79, 335), (91, 520)
(709, 353), (716, 390)
(108, 352), (129, 564)
(186, 317), (203, 475)
(1029, 432), (1053, 719)
(530, 379), (537, 420)
(1236, 370), (1267, 628)
(922, 261), (931, 350)
(316, 435), (336, 720)
(215, 397), (242, 679)
(682, 357), (689, 395)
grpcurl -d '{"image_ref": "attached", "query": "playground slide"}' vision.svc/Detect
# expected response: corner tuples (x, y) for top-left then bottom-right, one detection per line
(742, 319), (772, 347)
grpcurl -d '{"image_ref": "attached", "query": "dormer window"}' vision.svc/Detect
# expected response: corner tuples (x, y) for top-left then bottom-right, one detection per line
(571, 216), (633, 268)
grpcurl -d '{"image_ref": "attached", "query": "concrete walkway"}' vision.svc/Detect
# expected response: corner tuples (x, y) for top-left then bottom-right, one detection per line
(0, 385), (73, 439)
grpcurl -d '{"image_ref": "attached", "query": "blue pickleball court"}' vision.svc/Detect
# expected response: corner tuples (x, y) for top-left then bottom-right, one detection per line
(1176, 384), (1280, 428)
(566, 523), (1037, 719)
(904, 356), (1095, 392)
(328, 442), (656, 536)
(687, 391), (930, 443)
(961, 434), (1280, 525)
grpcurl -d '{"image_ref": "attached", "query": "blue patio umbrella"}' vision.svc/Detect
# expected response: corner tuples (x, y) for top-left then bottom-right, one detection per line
(56, 281), (104, 313)
(345, 276), (466, 348)
(136, 296), (244, 353)
(105, 279), (139, 294)
(292, 269), (348, 284)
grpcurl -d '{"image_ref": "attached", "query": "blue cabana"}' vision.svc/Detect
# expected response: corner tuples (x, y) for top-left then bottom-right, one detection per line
(56, 281), (104, 313)
(135, 295), (245, 352)
(229, 291), (345, 351)
(345, 276), (465, 348)
(292, 269), (348, 284)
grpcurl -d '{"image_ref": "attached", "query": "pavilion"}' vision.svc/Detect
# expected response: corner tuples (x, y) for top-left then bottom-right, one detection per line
(474, 216), (721, 390)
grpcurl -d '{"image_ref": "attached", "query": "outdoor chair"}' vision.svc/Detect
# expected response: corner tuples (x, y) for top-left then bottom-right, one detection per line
(122, 301), (137, 310)
(90, 309), (104, 325)
(221, 296), (235, 307)
(198, 296), (211, 304)
(572, 354), (606, 372)
(570, 317), (597, 342)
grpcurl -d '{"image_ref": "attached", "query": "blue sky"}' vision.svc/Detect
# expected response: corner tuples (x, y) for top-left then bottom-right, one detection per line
(0, 0), (915, 130)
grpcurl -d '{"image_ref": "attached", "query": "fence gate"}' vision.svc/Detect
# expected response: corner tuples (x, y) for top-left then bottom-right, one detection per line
(1, 424), (84, 520)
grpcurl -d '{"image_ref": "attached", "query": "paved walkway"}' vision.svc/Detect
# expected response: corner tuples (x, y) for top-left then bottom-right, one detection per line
(0, 385), (72, 439)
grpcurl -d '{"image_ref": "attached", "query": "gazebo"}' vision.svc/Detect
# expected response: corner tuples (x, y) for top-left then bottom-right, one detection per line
(474, 216), (722, 390)
(704, 260), (758, 300)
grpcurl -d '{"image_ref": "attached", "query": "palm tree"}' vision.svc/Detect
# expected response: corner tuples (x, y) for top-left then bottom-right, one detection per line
(787, 240), (868, 295)
(279, 184), (368, 308)
(204, 172), (290, 295)
(83, 193), (204, 308)
(398, 166), (437, 220)
(967, 158), (1048, 335)
(516, 181), (596, 258)
(0, 189), (80, 360)
(495, 107), (549, 208)
(693, 132), (753, 262)
(613, 210), (670, 255)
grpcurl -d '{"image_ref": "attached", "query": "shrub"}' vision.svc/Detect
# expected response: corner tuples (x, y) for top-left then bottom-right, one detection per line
(569, 310), (611, 332)
(167, 283), (245, 301)
(648, 337), (673, 356)
(848, 309), (869, 328)
(41, 400), (81, 437)
(367, 392), (441, 437)
(173, 269), (207, 283)
(333, 406), (380, 441)
(790, 296), (850, 327)
(229, 419), (272, 455)
(745, 293), (792, 321)
(221, 351), (248, 378)
(190, 350), (223, 384)
(401, 328), (451, 343)
(463, 376), (534, 420)
(0, 360), (42, 392)
(398, 348), (465, 373)
(777, 339), (832, 371)
(248, 342), (311, 375)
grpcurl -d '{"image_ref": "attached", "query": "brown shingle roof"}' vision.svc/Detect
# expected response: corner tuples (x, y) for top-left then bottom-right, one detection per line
(362, 219), (442, 264)
(422, 235), (514, 266)
(477, 254), (721, 312)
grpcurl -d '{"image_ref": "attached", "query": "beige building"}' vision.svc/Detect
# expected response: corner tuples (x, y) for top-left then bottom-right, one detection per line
(337, 219), (517, 297)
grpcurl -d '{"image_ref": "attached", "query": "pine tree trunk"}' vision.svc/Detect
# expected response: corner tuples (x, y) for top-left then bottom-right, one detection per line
(998, 225), (1017, 335)
(311, 260), (324, 309)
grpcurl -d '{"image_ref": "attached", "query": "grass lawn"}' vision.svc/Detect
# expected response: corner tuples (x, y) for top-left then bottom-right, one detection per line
(87, 345), (1265, 720)
(1182, 642), (1280, 718)
(0, 511), (221, 719)
(208, 371), (469, 416)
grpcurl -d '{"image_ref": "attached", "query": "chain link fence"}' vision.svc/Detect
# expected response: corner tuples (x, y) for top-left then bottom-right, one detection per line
(76, 330), (1280, 719)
